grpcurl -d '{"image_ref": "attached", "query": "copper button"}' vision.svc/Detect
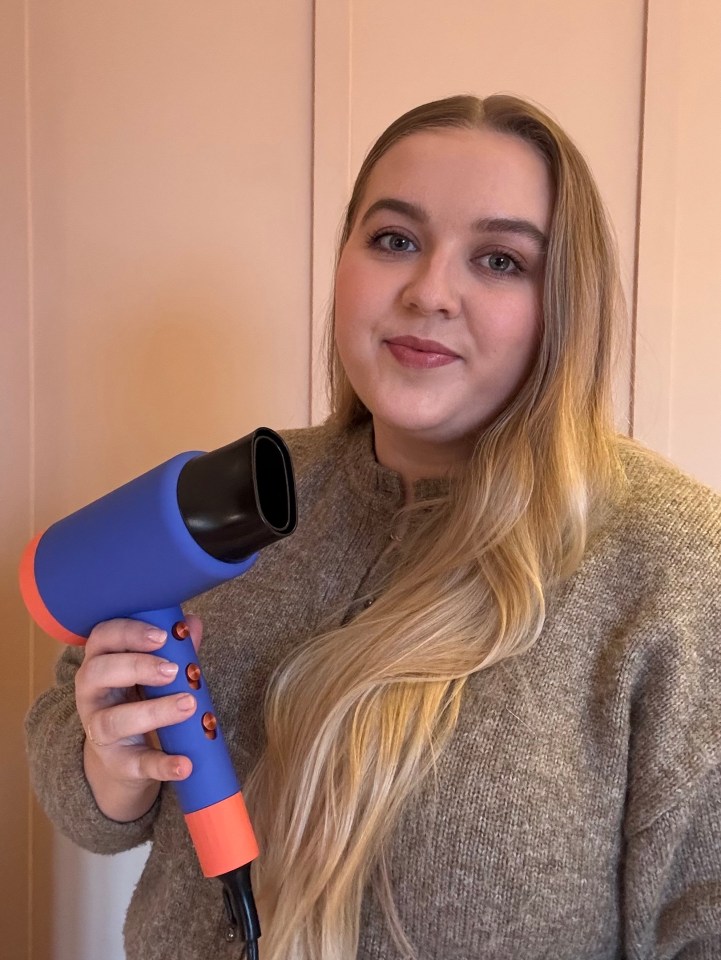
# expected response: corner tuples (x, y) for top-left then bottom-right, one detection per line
(186, 663), (201, 690)
(172, 620), (191, 641)
(202, 712), (218, 740)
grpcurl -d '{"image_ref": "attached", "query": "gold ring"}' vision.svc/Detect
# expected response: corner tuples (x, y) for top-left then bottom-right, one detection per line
(86, 723), (108, 748)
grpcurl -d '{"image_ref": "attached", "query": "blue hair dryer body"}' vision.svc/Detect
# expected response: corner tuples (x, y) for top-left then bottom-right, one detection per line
(20, 428), (297, 956)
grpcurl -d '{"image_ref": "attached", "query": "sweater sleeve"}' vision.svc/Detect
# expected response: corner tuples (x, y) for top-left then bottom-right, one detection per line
(25, 643), (159, 854)
(623, 765), (721, 959)
(620, 548), (721, 956)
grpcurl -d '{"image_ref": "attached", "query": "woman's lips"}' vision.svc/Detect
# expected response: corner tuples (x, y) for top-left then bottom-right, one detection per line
(384, 335), (460, 369)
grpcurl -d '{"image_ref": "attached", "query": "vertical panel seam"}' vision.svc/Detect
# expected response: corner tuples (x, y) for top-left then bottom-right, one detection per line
(23, 0), (36, 955)
(629, 0), (650, 438)
(309, 0), (317, 426)
(309, 0), (352, 423)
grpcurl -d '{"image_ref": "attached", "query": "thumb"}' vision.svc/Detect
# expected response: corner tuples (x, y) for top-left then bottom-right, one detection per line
(184, 613), (204, 654)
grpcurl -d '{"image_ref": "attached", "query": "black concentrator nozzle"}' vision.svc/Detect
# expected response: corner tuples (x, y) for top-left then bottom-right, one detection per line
(177, 427), (297, 562)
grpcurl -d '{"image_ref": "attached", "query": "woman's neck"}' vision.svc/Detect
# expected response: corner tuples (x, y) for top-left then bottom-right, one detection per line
(371, 418), (471, 502)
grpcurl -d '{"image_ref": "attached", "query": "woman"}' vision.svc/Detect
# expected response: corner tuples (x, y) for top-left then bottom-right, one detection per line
(26, 95), (721, 959)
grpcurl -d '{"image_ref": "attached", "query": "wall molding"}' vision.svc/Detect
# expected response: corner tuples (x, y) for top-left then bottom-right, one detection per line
(310, 0), (352, 423)
(632, 0), (681, 453)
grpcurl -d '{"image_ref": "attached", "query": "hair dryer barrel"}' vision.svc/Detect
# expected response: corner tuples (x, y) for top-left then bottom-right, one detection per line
(20, 428), (296, 644)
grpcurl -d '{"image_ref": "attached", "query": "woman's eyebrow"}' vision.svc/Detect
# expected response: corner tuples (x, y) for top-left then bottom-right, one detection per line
(360, 198), (427, 225)
(473, 217), (548, 253)
(359, 199), (547, 252)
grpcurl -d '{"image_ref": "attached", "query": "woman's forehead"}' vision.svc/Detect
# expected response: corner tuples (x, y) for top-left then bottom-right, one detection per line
(359, 127), (553, 234)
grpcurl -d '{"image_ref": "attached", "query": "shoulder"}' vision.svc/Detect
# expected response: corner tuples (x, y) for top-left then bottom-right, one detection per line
(607, 438), (721, 574)
(278, 422), (348, 475)
(576, 440), (721, 673)
(277, 422), (357, 507)
(598, 443), (721, 831)
(277, 419), (390, 510)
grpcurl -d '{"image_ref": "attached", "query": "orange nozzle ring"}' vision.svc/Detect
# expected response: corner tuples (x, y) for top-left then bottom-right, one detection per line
(19, 534), (87, 645)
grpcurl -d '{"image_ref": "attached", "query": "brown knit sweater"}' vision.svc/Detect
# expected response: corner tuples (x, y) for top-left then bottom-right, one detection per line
(26, 422), (721, 959)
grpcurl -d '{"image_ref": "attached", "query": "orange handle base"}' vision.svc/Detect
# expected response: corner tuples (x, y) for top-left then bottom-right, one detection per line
(184, 790), (259, 877)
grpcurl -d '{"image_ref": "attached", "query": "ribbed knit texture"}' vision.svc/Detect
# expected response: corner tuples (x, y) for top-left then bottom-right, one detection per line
(26, 421), (721, 959)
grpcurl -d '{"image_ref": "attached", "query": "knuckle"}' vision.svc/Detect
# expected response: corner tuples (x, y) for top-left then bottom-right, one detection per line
(132, 652), (151, 678)
(137, 750), (165, 784)
(82, 653), (106, 687)
(133, 751), (151, 781)
(149, 697), (174, 726)
(91, 712), (108, 744)
(119, 619), (145, 648)
(98, 712), (114, 742)
(92, 617), (122, 642)
(89, 618), (147, 652)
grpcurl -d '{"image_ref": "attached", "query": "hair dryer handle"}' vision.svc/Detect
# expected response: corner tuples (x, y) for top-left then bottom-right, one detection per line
(134, 605), (258, 877)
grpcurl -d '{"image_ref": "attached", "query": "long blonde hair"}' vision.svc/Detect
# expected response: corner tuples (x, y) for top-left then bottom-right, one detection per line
(246, 94), (623, 958)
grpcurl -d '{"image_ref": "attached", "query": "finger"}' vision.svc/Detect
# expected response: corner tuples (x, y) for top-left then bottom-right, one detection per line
(77, 651), (181, 702)
(137, 748), (193, 783)
(86, 618), (168, 658)
(88, 692), (197, 747)
(117, 744), (194, 783)
(184, 614), (203, 654)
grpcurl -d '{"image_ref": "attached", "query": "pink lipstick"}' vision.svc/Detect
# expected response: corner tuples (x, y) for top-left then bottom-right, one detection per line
(384, 335), (460, 369)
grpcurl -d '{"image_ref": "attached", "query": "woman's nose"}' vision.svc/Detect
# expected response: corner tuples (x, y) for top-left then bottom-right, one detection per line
(400, 254), (462, 318)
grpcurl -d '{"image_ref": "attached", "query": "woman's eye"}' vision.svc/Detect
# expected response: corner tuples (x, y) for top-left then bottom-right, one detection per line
(372, 232), (418, 253)
(479, 252), (521, 274)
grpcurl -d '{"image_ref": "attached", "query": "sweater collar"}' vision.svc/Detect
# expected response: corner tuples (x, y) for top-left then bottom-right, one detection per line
(339, 420), (450, 505)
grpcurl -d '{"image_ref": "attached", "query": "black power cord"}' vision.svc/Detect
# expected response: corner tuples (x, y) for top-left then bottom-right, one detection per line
(220, 863), (261, 959)
(242, 941), (259, 960)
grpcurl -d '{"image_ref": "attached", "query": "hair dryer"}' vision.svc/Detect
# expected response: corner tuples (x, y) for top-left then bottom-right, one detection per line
(19, 427), (297, 958)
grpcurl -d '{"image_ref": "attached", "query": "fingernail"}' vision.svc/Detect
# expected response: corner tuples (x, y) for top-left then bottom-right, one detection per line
(177, 694), (195, 711)
(147, 628), (167, 644)
(158, 661), (178, 678)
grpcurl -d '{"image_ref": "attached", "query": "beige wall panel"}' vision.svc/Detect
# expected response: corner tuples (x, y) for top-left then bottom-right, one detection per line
(0, 3), (32, 957)
(311, 0), (645, 423)
(30, 0), (312, 524)
(311, 0), (352, 414)
(671, 2), (721, 489)
(634, 0), (721, 491)
(19, 2), (312, 958)
(633, 0), (678, 458)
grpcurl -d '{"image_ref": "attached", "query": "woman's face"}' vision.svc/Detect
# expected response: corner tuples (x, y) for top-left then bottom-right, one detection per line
(334, 126), (553, 479)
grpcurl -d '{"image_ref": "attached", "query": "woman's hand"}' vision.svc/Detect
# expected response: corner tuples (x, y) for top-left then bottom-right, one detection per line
(75, 615), (203, 822)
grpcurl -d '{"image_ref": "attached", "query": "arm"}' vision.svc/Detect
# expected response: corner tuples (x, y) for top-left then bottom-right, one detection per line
(623, 764), (721, 959)
(620, 580), (721, 958)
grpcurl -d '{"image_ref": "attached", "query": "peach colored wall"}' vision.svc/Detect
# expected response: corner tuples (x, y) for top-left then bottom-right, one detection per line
(3, 1), (719, 958)
(9, 2), (313, 958)
(29, 1), (312, 521)
(635, 0), (721, 490)
(671, 3), (721, 488)
(311, 0), (645, 423)
(1, 2), (33, 957)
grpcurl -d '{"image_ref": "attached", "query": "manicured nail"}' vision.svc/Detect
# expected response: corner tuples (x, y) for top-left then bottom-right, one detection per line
(157, 661), (178, 678)
(177, 694), (195, 711)
(147, 628), (167, 644)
